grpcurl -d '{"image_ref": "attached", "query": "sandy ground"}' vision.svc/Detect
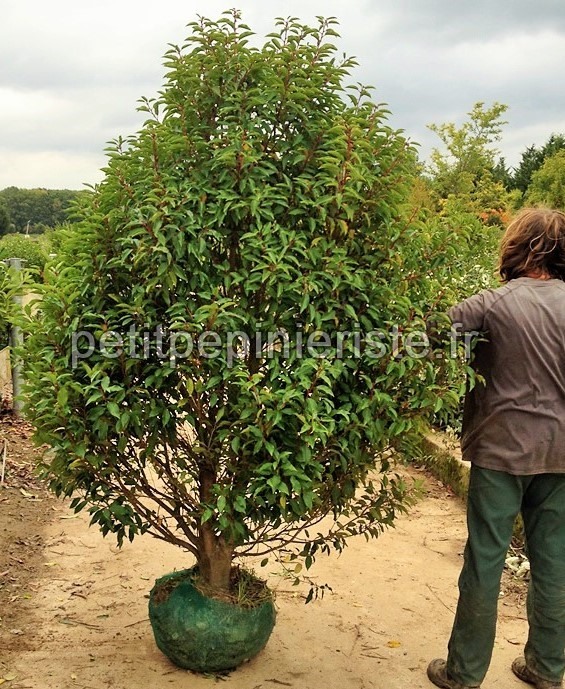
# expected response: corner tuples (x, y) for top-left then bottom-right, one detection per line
(1, 420), (529, 689)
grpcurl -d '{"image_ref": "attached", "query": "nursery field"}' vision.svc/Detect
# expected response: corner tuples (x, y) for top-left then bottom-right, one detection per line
(0, 417), (528, 689)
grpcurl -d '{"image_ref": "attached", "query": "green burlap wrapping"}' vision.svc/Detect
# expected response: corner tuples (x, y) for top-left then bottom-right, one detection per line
(148, 568), (276, 673)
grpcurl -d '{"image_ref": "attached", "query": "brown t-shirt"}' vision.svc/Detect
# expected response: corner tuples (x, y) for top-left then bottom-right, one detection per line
(448, 277), (565, 475)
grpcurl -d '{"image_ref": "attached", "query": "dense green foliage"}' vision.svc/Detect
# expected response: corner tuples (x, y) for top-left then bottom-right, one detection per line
(0, 263), (28, 350)
(24, 14), (473, 592)
(0, 186), (84, 234)
(0, 234), (48, 275)
(0, 270), (10, 349)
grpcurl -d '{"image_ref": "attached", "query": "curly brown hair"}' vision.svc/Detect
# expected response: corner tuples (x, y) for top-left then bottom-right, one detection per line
(499, 207), (565, 282)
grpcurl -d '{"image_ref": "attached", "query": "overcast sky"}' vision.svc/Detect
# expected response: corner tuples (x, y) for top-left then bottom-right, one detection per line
(2, 0), (565, 190)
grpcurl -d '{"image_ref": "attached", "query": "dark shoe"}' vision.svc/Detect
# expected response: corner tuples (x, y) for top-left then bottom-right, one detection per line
(427, 659), (480, 689)
(511, 657), (562, 689)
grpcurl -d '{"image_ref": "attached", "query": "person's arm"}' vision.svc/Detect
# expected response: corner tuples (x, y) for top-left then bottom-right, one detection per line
(426, 291), (488, 346)
(448, 291), (488, 333)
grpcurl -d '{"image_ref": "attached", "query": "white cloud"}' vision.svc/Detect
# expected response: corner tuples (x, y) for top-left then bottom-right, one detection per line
(0, 149), (104, 190)
(447, 30), (565, 85)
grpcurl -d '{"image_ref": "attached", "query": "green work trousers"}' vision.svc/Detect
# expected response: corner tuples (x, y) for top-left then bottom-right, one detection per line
(446, 465), (565, 687)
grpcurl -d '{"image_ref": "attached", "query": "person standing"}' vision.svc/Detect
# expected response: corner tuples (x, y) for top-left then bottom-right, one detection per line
(427, 208), (565, 689)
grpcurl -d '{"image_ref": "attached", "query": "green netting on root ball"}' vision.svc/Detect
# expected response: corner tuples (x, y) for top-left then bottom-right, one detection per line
(148, 568), (276, 673)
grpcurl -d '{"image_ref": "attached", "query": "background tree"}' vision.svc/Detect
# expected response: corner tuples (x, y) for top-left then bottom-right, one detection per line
(525, 150), (565, 209)
(426, 102), (515, 223)
(511, 134), (565, 196)
(0, 187), (84, 233)
(427, 101), (508, 195)
(0, 203), (11, 237)
(492, 157), (513, 190)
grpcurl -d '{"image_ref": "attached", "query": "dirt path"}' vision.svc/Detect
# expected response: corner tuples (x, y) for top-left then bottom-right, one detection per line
(1, 422), (528, 689)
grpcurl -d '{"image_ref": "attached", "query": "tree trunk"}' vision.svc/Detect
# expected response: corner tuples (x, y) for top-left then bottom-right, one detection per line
(198, 521), (234, 593)
(198, 467), (234, 593)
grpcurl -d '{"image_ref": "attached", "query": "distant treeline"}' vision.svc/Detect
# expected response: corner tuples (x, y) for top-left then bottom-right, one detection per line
(0, 186), (87, 235)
